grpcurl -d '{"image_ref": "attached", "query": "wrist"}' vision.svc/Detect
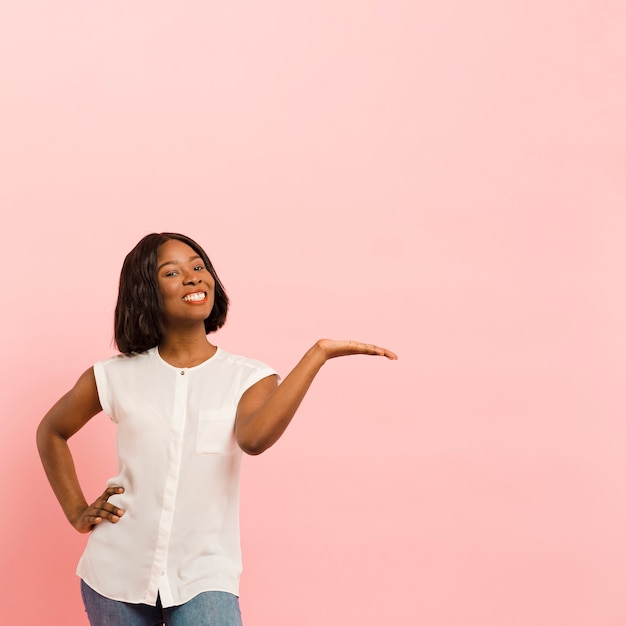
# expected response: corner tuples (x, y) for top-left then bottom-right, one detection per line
(66, 501), (88, 528)
(311, 341), (331, 364)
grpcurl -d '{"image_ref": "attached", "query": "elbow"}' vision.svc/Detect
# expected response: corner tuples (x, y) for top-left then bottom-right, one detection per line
(236, 429), (273, 455)
(35, 419), (66, 457)
(36, 420), (50, 454)
(235, 417), (280, 456)
(36, 422), (52, 462)
(237, 438), (268, 456)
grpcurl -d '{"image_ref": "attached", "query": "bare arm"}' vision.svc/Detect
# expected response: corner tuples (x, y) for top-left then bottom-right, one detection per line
(235, 339), (397, 455)
(36, 367), (125, 533)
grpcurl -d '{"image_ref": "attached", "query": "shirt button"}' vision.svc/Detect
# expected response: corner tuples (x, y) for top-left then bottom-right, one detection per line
(181, 371), (185, 376)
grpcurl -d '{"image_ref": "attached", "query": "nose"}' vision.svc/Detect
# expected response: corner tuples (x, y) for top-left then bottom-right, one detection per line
(182, 270), (202, 285)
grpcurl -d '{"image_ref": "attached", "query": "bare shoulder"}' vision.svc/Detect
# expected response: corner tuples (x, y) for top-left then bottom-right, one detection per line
(39, 367), (103, 439)
(72, 367), (100, 402)
(236, 375), (279, 417)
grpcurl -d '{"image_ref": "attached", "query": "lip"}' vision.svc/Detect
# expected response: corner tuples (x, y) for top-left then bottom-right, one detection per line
(182, 291), (208, 303)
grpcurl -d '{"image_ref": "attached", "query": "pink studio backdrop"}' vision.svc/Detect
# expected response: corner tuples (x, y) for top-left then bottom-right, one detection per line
(1, 1), (625, 624)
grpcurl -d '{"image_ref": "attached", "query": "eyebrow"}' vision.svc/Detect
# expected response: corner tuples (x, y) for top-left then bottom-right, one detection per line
(157, 255), (203, 272)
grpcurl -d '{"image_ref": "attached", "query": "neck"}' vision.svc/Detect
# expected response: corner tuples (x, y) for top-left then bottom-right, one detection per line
(158, 326), (217, 368)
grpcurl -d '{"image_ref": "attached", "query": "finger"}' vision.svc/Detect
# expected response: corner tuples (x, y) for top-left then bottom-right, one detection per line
(92, 486), (126, 517)
(74, 511), (107, 533)
(98, 486), (125, 505)
(317, 339), (396, 360)
(95, 503), (125, 519)
(96, 498), (125, 516)
(361, 343), (398, 359)
(86, 506), (123, 523)
(75, 519), (99, 534)
(74, 491), (124, 533)
(367, 344), (397, 359)
(101, 486), (125, 499)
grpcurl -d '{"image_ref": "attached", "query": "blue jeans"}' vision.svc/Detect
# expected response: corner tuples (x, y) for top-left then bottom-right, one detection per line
(81, 580), (243, 626)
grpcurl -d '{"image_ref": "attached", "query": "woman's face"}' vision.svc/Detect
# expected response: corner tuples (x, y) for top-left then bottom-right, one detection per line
(156, 239), (215, 328)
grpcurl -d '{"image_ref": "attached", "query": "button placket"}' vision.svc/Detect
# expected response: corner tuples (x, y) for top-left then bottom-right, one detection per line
(148, 368), (188, 606)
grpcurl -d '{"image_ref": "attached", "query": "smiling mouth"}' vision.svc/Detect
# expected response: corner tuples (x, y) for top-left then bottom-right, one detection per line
(182, 292), (207, 302)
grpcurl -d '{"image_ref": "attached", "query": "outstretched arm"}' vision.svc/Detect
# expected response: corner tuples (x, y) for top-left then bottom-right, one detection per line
(36, 368), (125, 533)
(235, 339), (397, 455)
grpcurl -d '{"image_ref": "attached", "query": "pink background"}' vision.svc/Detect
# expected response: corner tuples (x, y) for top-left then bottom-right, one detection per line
(1, 1), (625, 624)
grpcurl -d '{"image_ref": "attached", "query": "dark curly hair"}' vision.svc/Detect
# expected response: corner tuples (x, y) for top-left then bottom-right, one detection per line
(114, 233), (229, 354)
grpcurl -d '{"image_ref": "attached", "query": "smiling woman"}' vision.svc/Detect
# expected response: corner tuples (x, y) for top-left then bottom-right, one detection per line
(157, 240), (217, 331)
(36, 232), (397, 626)
(114, 233), (229, 355)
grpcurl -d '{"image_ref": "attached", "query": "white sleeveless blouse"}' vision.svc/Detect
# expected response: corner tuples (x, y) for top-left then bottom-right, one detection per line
(76, 347), (277, 607)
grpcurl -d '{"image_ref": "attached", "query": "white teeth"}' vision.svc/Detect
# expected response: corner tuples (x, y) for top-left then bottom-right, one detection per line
(183, 292), (206, 302)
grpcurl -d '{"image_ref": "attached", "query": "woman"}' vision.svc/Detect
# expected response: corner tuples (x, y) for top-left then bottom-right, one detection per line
(37, 232), (397, 625)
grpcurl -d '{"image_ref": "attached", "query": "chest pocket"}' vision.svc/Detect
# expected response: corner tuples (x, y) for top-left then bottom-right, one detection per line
(196, 409), (236, 455)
